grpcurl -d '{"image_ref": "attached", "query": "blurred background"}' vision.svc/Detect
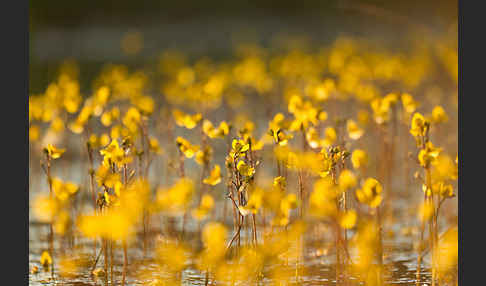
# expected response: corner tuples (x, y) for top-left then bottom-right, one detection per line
(29, 0), (457, 94)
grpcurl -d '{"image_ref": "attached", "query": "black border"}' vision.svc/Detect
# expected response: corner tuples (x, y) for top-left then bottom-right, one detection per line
(459, 0), (486, 285)
(459, 0), (480, 285)
(2, 0), (29, 284)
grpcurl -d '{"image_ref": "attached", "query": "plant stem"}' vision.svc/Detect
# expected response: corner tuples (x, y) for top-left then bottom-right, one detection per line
(45, 155), (55, 279)
(122, 240), (128, 286)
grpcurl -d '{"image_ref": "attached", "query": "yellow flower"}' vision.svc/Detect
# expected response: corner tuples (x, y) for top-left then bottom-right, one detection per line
(149, 137), (163, 155)
(50, 117), (65, 133)
(44, 144), (65, 159)
(110, 125), (131, 141)
(195, 146), (212, 165)
(29, 125), (40, 141)
(346, 119), (364, 140)
(275, 145), (330, 176)
(177, 67), (195, 86)
(309, 177), (339, 218)
(261, 184), (284, 214)
(357, 109), (370, 126)
(100, 138), (120, 156)
(230, 138), (250, 158)
(133, 95), (155, 115)
(173, 109), (202, 129)
(103, 190), (118, 207)
(437, 227), (458, 276)
(249, 136), (265, 151)
(356, 178), (383, 208)
(192, 194), (215, 220)
(94, 86), (110, 106)
(40, 251), (52, 268)
(270, 128), (293, 146)
(203, 165), (222, 186)
(410, 112), (429, 138)
(111, 107), (120, 119)
(237, 120), (255, 140)
(101, 111), (113, 127)
(401, 93), (418, 113)
(99, 134), (110, 147)
(431, 105), (448, 124)
(201, 194), (215, 209)
(310, 79), (335, 101)
(318, 111), (328, 121)
(113, 181), (123, 197)
(371, 97), (390, 124)
(434, 182), (455, 198)
(317, 150), (333, 177)
(68, 100), (94, 134)
(216, 121), (231, 138)
(422, 183), (432, 197)
(80, 179), (149, 239)
(239, 187), (264, 216)
(201, 222), (227, 265)
(95, 164), (121, 188)
(305, 127), (322, 148)
(122, 107), (141, 133)
(273, 176), (287, 189)
(338, 169), (357, 191)
(100, 139), (132, 167)
(32, 195), (59, 223)
(288, 95), (319, 131)
(237, 160), (255, 177)
(69, 120), (84, 134)
(268, 113), (291, 131)
(53, 210), (70, 235)
(351, 149), (368, 169)
(79, 211), (133, 240)
(88, 134), (101, 149)
(280, 193), (298, 216)
(203, 120), (230, 138)
(418, 141), (441, 167)
(383, 93), (399, 106)
(155, 178), (195, 214)
(322, 127), (337, 147)
(176, 137), (199, 158)
(232, 138), (249, 152)
(418, 200), (434, 222)
(156, 239), (190, 273)
(52, 178), (79, 202)
(339, 209), (357, 229)
(100, 109), (118, 127)
(432, 154), (458, 181)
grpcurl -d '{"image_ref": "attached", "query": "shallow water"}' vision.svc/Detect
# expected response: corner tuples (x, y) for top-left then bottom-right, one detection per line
(28, 149), (455, 285)
(28, 131), (457, 286)
(29, 202), (438, 286)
